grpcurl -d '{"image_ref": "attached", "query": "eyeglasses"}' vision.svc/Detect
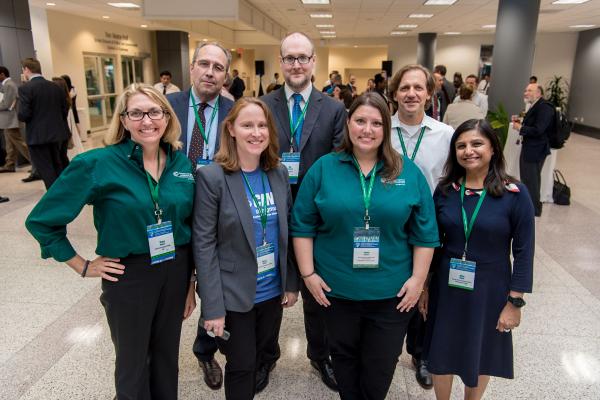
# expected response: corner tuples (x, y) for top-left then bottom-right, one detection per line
(121, 109), (168, 121)
(281, 55), (313, 65)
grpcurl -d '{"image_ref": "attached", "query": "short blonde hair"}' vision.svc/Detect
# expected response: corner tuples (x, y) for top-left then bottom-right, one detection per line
(104, 83), (182, 149)
(214, 97), (280, 172)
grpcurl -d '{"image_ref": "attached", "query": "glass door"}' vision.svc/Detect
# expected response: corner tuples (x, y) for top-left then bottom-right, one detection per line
(121, 57), (145, 88)
(84, 55), (117, 131)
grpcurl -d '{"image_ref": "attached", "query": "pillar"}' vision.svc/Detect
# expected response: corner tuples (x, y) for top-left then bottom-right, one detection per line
(417, 33), (437, 71)
(155, 31), (190, 90)
(0, 0), (35, 81)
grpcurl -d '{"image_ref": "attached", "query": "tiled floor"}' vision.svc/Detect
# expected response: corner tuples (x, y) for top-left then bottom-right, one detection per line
(1, 132), (599, 399)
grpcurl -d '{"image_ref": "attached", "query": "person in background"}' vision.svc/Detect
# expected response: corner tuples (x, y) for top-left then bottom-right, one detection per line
(529, 76), (538, 84)
(452, 72), (463, 98)
(434, 65), (455, 102)
(0, 66), (31, 173)
(422, 119), (534, 400)
(26, 83), (197, 399)
(443, 84), (485, 130)
(271, 72), (280, 85)
(61, 74), (86, 142)
(229, 69), (246, 100)
(477, 73), (490, 95)
(292, 92), (438, 400)
(347, 75), (357, 96)
(52, 76), (83, 155)
(454, 75), (488, 116)
(365, 78), (375, 93)
(154, 70), (181, 95)
(221, 73), (235, 102)
(195, 97), (299, 399)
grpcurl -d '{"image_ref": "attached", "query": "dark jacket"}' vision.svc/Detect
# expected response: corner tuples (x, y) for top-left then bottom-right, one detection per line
(520, 99), (553, 162)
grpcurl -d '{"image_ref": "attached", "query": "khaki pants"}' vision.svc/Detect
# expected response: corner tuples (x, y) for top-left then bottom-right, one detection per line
(2, 127), (30, 169)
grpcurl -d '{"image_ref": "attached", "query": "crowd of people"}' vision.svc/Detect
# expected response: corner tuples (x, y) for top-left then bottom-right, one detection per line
(1, 30), (548, 400)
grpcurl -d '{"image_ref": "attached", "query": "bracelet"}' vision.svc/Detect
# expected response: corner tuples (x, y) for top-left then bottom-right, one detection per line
(301, 271), (316, 279)
(81, 260), (90, 278)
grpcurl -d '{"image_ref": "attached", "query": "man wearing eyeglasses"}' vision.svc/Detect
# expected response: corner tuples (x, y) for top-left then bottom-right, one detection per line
(261, 31), (346, 393)
(166, 42), (234, 392)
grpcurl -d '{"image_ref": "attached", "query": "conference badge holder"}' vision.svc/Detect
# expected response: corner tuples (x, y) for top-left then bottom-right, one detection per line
(448, 257), (476, 290)
(147, 218), (176, 265)
(352, 226), (380, 269)
(256, 242), (276, 280)
(281, 152), (300, 184)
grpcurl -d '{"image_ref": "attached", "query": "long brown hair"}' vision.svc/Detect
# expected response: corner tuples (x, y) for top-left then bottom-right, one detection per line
(214, 97), (280, 172)
(338, 92), (402, 181)
(52, 77), (72, 108)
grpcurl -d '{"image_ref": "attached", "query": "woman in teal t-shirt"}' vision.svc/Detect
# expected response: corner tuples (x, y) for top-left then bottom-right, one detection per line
(291, 92), (439, 399)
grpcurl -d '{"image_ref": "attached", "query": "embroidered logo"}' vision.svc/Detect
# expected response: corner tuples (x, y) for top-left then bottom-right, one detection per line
(173, 171), (194, 181)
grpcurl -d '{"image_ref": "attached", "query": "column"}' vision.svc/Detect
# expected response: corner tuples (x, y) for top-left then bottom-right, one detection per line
(0, 0), (35, 80)
(155, 31), (190, 91)
(417, 33), (437, 71)
(488, 0), (541, 117)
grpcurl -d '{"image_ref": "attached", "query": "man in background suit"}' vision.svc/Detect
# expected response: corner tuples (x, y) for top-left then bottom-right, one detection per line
(166, 41), (234, 392)
(0, 66), (31, 173)
(434, 64), (455, 102)
(513, 83), (553, 217)
(261, 31), (346, 393)
(229, 69), (246, 100)
(17, 58), (69, 189)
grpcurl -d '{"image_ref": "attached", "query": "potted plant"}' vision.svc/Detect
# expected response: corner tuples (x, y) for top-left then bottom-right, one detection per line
(545, 76), (569, 111)
(487, 103), (510, 149)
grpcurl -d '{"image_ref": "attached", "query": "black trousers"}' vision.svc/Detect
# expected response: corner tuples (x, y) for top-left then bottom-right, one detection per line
(28, 141), (69, 189)
(216, 296), (283, 400)
(193, 322), (218, 362)
(519, 151), (545, 216)
(324, 297), (414, 400)
(405, 310), (427, 360)
(301, 281), (330, 361)
(100, 246), (192, 400)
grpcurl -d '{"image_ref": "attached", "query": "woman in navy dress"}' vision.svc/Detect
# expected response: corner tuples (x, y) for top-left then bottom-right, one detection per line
(421, 119), (534, 400)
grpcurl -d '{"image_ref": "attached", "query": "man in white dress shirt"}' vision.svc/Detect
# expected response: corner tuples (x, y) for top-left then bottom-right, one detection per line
(154, 70), (180, 95)
(454, 74), (488, 116)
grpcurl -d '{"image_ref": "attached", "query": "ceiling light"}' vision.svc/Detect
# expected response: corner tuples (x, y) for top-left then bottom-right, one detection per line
(107, 2), (140, 9)
(444, 32), (461, 35)
(322, 35), (336, 38)
(398, 24), (418, 28)
(569, 24), (595, 28)
(353, 45), (358, 48)
(46, 2), (56, 5)
(319, 31), (336, 34)
(552, 0), (590, 4)
(301, 0), (330, 4)
(140, 24), (147, 28)
(482, 24), (496, 28)
(102, 15), (110, 19)
(316, 24), (334, 28)
(310, 13), (333, 18)
(424, 0), (457, 4)
(391, 31), (408, 35)
(202, 38), (208, 42)
(409, 14), (434, 18)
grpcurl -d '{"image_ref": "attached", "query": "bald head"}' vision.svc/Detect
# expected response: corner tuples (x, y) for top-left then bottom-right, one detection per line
(280, 32), (315, 56)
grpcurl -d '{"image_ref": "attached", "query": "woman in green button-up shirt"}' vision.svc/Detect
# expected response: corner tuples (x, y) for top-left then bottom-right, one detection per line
(26, 84), (196, 400)
(291, 93), (439, 399)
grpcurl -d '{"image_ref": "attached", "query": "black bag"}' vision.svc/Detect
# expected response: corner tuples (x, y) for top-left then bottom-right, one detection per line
(549, 106), (572, 149)
(553, 169), (571, 206)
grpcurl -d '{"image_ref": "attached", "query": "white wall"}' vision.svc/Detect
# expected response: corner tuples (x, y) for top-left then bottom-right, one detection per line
(29, 7), (54, 78)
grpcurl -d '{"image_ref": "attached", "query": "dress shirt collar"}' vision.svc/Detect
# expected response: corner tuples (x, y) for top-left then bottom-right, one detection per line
(391, 113), (436, 136)
(284, 83), (313, 103)
(28, 74), (43, 80)
(1, 77), (10, 86)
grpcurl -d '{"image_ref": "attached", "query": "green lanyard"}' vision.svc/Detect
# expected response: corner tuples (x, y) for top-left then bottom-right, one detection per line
(190, 90), (220, 152)
(242, 171), (268, 245)
(396, 126), (426, 161)
(460, 181), (487, 260)
(352, 156), (377, 229)
(287, 98), (310, 151)
(145, 150), (162, 224)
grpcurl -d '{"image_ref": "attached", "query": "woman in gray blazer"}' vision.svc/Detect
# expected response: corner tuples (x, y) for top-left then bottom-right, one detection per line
(193, 97), (300, 400)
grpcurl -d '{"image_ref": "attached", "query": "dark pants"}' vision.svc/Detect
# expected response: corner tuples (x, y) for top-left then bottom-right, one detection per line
(301, 281), (329, 361)
(28, 141), (69, 189)
(324, 297), (414, 400)
(519, 152), (545, 216)
(193, 323), (219, 362)
(216, 296), (283, 400)
(406, 310), (427, 360)
(100, 246), (192, 400)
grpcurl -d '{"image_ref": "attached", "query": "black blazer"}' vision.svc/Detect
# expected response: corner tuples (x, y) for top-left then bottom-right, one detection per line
(261, 86), (347, 189)
(167, 89), (234, 156)
(17, 76), (70, 145)
(520, 99), (553, 162)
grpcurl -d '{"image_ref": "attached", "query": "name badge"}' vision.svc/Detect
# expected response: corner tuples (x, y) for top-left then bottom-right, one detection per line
(256, 242), (276, 280)
(147, 221), (176, 265)
(448, 258), (476, 290)
(196, 158), (212, 169)
(281, 152), (300, 184)
(352, 227), (380, 269)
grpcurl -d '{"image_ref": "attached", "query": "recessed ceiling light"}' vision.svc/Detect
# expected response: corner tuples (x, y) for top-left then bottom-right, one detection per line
(322, 35), (336, 38)
(230, 48), (236, 51)
(46, 2), (56, 5)
(316, 24), (334, 28)
(409, 14), (434, 18)
(482, 24), (496, 29)
(102, 15), (110, 19)
(398, 24), (418, 28)
(301, 0), (330, 4)
(353, 45), (358, 48)
(140, 24), (147, 28)
(107, 2), (140, 9)
(444, 32), (461, 35)
(319, 31), (335, 34)
(391, 31), (408, 35)
(202, 38), (208, 42)
(310, 13), (333, 18)
(424, 0), (457, 4)
(552, 0), (590, 4)
(570, 24), (595, 28)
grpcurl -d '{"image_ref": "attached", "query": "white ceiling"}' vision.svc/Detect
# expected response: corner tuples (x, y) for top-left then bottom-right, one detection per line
(29, 0), (600, 46)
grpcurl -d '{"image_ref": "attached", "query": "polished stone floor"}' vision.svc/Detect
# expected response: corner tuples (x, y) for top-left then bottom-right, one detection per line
(0, 132), (599, 399)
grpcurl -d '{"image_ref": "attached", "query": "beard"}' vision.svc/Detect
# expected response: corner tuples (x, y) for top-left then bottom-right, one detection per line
(285, 75), (311, 92)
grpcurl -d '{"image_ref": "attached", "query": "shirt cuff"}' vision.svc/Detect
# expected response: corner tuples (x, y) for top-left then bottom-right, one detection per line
(40, 238), (77, 262)
(408, 238), (440, 248)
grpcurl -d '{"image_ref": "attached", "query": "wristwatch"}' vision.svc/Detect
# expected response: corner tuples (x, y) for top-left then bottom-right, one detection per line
(507, 296), (526, 308)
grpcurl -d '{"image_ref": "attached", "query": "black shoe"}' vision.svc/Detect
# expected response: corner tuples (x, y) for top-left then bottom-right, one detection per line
(255, 362), (276, 393)
(412, 357), (433, 389)
(199, 358), (223, 390)
(0, 196), (9, 203)
(310, 359), (338, 392)
(22, 174), (42, 183)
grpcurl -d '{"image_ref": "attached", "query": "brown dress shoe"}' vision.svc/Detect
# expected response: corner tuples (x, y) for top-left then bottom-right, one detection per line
(199, 358), (223, 390)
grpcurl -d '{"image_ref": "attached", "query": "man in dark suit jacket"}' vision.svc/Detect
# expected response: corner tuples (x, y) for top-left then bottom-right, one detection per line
(261, 32), (346, 392)
(513, 83), (553, 216)
(434, 64), (456, 102)
(229, 69), (245, 100)
(167, 42), (234, 391)
(17, 58), (70, 189)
